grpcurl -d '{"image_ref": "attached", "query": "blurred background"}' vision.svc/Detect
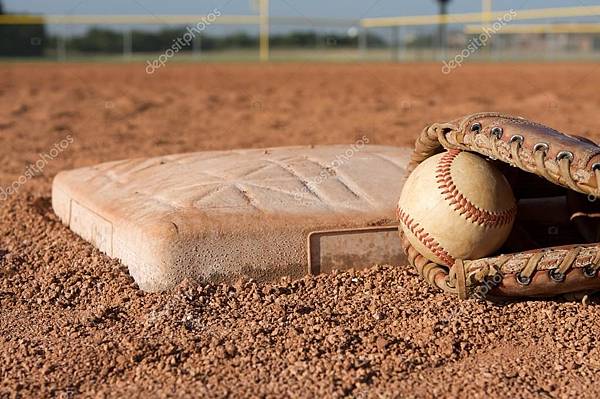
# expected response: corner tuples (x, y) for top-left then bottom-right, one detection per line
(1, 0), (600, 62)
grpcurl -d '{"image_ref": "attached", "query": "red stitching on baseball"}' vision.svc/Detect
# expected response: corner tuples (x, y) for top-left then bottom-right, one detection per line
(436, 149), (516, 228)
(397, 207), (455, 266)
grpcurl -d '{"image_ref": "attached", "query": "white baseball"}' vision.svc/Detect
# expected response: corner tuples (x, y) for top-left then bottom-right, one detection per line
(398, 149), (516, 266)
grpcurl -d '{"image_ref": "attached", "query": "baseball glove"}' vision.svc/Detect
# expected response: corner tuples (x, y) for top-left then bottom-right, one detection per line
(400, 112), (600, 300)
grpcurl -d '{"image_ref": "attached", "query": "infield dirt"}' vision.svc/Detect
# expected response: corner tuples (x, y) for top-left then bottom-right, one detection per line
(2, 63), (600, 398)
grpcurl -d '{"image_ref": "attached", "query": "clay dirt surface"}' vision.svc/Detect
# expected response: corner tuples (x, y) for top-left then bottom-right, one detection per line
(2, 62), (600, 398)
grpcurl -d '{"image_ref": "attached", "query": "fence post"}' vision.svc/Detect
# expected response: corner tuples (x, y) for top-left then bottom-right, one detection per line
(359, 27), (367, 59)
(391, 25), (399, 62)
(259, 0), (270, 61)
(482, 0), (493, 59)
(193, 33), (201, 59)
(123, 29), (132, 60)
(57, 26), (66, 62)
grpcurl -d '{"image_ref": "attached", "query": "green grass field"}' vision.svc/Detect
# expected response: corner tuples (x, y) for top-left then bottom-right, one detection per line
(2, 47), (600, 64)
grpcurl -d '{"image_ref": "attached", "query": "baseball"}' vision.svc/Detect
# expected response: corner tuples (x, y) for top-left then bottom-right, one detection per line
(398, 149), (517, 266)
